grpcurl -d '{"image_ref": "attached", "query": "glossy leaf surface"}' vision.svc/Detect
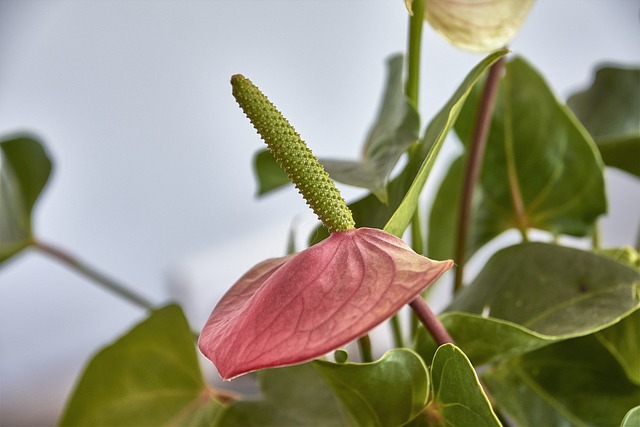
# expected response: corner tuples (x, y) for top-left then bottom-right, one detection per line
(406, 0), (534, 52)
(484, 336), (640, 426)
(321, 55), (420, 204)
(0, 135), (52, 263)
(384, 49), (508, 237)
(59, 305), (224, 426)
(448, 242), (640, 336)
(199, 227), (452, 380)
(424, 344), (500, 426)
(219, 363), (346, 427)
(313, 349), (429, 427)
(621, 406), (640, 427)
(568, 65), (640, 176)
(429, 57), (608, 261)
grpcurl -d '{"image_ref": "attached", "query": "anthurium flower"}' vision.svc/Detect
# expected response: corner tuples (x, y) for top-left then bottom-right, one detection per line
(405, 0), (535, 52)
(198, 75), (453, 380)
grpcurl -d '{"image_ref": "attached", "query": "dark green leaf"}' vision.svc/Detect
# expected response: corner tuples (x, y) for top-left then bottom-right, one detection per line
(321, 54), (420, 204)
(424, 344), (500, 426)
(253, 149), (290, 196)
(596, 309), (640, 385)
(313, 349), (429, 427)
(429, 56), (608, 261)
(448, 242), (640, 336)
(384, 49), (508, 238)
(219, 363), (347, 426)
(621, 406), (640, 427)
(483, 336), (640, 426)
(58, 305), (224, 426)
(0, 135), (52, 263)
(567, 65), (640, 176)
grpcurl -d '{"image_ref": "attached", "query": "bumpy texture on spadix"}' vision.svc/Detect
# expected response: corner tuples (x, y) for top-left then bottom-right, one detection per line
(198, 227), (453, 380)
(231, 74), (355, 232)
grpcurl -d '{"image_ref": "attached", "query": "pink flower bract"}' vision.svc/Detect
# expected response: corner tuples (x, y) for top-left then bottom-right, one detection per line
(198, 227), (453, 380)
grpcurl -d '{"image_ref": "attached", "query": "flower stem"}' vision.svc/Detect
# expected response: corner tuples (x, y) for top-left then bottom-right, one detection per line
(405, 0), (424, 109)
(390, 314), (405, 348)
(409, 297), (454, 345)
(357, 334), (373, 363)
(453, 57), (505, 294)
(33, 240), (154, 311)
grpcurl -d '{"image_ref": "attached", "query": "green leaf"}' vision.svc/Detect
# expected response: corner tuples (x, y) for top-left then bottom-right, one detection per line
(253, 149), (290, 195)
(0, 135), (52, 263)
(567, 65), (640, 176)
(621, 406), (640, 427)
(596, 309), (640, 385)
(218, 363), (347, 427)
(596, 246), (640, 270)
(448, 242), (640, 336)
(313, 349), (429, 427)
(58, 305), (224, 426)
(384, 48), (508, 237)
(483, 336), (640, 426)
(321, 54), (420, 204)
(423, 344), (501, 426)
(429, 56), (608, 261)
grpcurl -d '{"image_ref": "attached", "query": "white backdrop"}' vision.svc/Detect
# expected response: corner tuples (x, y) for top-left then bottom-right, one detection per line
(1, 1), (639, 425)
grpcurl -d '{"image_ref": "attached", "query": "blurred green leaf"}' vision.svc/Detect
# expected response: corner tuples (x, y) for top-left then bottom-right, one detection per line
(568, 65), (640, 176)
(448, 242), (640, 336)
(313, 349), (429, 427)
(596, 309), (640, 385)
(321, 55), (420, 204)
(219, 363), (347, 426)
(253, 149), (290, 195)
(424, 344), (501, 426)
(596, 246), (640, 270)
(58, 305), (224, 426)
(483, 336), (640, 426)
(621, 406), (640, 427)
(383, 49), (508, 237)
(0, 135), (52, 263)
(429, 57), (607, 261)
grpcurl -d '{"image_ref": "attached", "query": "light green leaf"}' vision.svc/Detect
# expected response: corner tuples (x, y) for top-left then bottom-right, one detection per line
(429, 56), (608, 261)
(596, 309), (640, 385)
(621, 406), (640, 427)
(219, 363), (347, 426)
(58, 305), (224, 426)
(321, 55), (420, 204)
(384, 49), (508, 237)
(406, 0), (535, 53)
(313, 349), (429, 427)
(423, 344), (501, 426)
(596, 246), (640, 270)
(484, 336), (640, 426)
(568, 65), (640, 176)
(0, 135), (52, 263)
(253, 149), (290, 195)
(448, 242), (640, 336)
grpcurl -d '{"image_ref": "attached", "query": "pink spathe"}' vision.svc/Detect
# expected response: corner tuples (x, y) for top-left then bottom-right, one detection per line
(198, 227), (453, 380)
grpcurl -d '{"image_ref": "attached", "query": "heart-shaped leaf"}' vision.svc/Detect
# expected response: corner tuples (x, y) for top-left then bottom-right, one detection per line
(483, 336), (640, 426)
(313, 348), (429, 427)
(321, 54), (420, 204)
(568, 65), (640, 176)
(58, 305), (224, 426)
(0, 135), (52, 263)
(420, 344), (500, 426)
(429, 56), (608, 261)
(448, 242), (640, 336)
(219, 363), (347, 427)
(199, 227), (452, 380)
(406, 0), (535, 52)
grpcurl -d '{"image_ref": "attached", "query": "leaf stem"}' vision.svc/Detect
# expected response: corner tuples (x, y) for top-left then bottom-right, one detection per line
(453, 57), (505, 294)
(357, 334), (373, 363)
(405, 0), (424, 109)
(33, 240), (154, 311)
(390, 314), (405, 348)
(409, 297), (454, 346)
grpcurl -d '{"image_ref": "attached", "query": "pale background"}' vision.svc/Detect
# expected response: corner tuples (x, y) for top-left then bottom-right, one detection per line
(1, 1), (639, 425)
